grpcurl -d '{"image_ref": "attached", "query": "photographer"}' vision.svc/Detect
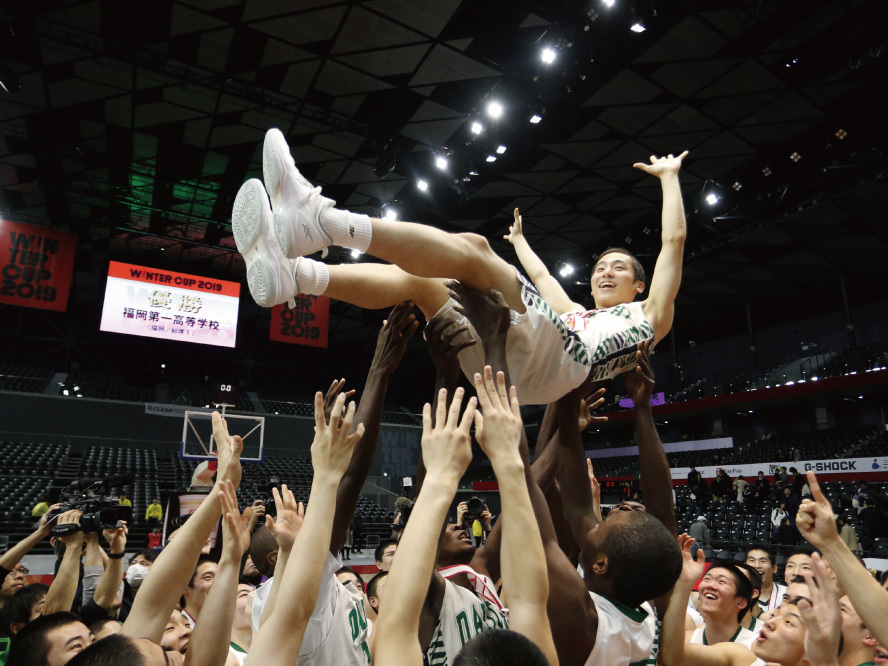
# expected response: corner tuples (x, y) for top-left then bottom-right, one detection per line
(456, 498), (492, 548)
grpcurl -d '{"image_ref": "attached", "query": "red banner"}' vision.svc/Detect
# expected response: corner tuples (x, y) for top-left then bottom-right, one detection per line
(270, 296), (329, 348)
(0, 220), (77, 311)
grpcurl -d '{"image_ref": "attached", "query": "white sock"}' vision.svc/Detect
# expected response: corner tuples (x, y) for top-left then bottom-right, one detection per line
(293, 257), (330, 296)
(320, 207), (372, 252)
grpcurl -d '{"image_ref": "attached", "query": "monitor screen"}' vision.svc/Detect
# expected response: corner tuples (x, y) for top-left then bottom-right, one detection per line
(100, 261), (239, 348)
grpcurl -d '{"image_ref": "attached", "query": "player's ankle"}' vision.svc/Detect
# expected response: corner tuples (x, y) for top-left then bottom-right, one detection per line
(294, 257), (330, 296)
(320, 208), (372, 251)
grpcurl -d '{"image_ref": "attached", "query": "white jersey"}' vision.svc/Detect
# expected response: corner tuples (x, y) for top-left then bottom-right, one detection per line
(757, 583), (787, 612)
(229, 644), (248, 666)
(435, 271), (653, 405)
(686, 598), (704, 627)
(425, 577), (509, 666)
(251, 553), (370, 665)
(690, 625), (757, 649)
(585, 592), (659, 666)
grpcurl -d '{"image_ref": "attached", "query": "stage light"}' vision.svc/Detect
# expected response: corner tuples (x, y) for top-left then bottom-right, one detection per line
(73, 385), (80, 392)
(62, 389), (69, 396)
(705, 193), (720, 205)
(630, 22), (646, 32)
(541, 48), (556, 64)
(835, 129), (847, 140)
(384, 208), (398, 221)
(417, 179), (428, 191)
(469, 170), (479, 176)
(811, 376), (818, 381)
(559, 264), (574, 277)
(351, 249), (363, 258)
(77, 394), (83, 398)
(603, 0), (615, 6)
(471, 121), (483, 134)
(790, 151), (801, 162)
(487, 101), (503, 119)
(486, 155), (497, 163)
(435, 156), (448, 170)
(530, 114), (542, 124)
(160, 363), (166, 369)
(496, 145), (507, 154)
(732, 181), (742, 191)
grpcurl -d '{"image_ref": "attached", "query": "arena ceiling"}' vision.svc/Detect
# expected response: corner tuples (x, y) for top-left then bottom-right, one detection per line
(0, 0), (886, 389)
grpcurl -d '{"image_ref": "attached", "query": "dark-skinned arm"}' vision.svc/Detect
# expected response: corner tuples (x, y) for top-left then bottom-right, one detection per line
(330, 302), (419, 553)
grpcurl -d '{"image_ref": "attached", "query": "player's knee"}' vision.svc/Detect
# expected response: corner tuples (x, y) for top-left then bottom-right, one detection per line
(457, 232), (495, 262)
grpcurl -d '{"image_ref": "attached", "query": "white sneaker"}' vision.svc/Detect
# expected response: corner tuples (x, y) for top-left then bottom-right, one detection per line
(231, 178), (299, 308)
(263, 127), (334, 258)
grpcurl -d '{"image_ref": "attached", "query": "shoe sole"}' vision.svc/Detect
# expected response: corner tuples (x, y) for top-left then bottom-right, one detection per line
(232, 179), (278, 308)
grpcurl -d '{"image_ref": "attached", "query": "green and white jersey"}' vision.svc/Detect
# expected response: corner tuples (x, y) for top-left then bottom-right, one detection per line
(425, 578), (509, 666)
(690, 624), (757, 649)
(586, 592), (659, 666)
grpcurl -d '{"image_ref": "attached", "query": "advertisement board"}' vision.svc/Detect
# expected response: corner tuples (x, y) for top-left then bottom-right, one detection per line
(0, 219), (77, 311)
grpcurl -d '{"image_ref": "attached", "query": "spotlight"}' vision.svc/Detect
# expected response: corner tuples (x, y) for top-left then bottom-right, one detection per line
(351, 249), (363, 258)
(602, 0), (615, 6)
(435, 156), (448, 170)
(630, 22), (646, 33)
(835, 129), (847, 140)
(541, 48), (556, 64)
(705, 193), (719, 206)
(486, 101), (503, 119)
(529, 114), (542, 124)
(471, 121), (483, 134)
(62, 389), (69, 396)
(486, 156), (497, 163)
(73, 385), (80, 391)
(160, 363), (166, 369)
(384, 208), (398, 221)
(732, 181), (742, 191)
(417, 179), (428, 192)
(790, 151), (801, 162)
(496, 145), (507, 154)
(559, 264), (574, 277)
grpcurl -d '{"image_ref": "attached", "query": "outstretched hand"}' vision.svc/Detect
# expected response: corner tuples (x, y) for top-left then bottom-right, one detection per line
(677, 533), (705, 586)
(796, 471), (840, 548)
(579, 388), (608, 430)
(446, 281), (510, 355)
(323, 378), (356, 423)
(421, 387), (476, 481)
(102, 521), (128, 554)
(212, 411), (243, 489)
(311, 392), (364, 481)
(219, 480), (252, 559)
(623, 339), (655, 407)
(425, 314), (476, 378)
(265, 485), (304, 552)
(371, 302), (420, 376)
(473, 366), (523, 467)
(632, 151), (688, 178)
(798, 553), (842, 666)
(503, 208), (525, 246)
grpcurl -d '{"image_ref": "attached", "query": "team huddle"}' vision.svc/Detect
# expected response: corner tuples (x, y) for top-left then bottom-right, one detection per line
(2, 128), (887, 666)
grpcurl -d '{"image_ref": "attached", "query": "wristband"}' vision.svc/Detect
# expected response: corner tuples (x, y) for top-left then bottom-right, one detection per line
(108, 551), (125, 559)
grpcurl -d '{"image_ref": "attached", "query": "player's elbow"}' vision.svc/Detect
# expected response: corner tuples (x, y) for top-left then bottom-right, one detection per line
(661, 231), (686, 246)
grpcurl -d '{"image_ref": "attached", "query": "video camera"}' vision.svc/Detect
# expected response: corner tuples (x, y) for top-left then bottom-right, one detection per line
(46, 475), (134, 537)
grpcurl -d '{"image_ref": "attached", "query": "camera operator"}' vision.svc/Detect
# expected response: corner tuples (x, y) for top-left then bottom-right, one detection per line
(456, 498), (492, 548)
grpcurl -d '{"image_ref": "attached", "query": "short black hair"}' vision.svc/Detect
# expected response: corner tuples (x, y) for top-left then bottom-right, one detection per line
(7, 612), (84, 666)
(130, 548), (157, 565)
(746, 545), (775, 565)
(87, 618), (119, 635)
(707, 563), (753, 622)
(453, 628), (548, 666)
(367, 571), (388, 600)
(250, 525), (279, 577)
(375, 539), (398, 564)
(67, 634), (147, 666)
(188, 553), (218, 588)
(3, 583), (49, 634)
(735, 563), (762, 593)
(603, 512), (682, 607)
(595, 247), (647, 287)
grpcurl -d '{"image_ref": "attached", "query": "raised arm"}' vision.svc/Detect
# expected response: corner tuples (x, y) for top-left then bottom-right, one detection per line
(554, 390), (599, 546)
(186, 481), (252, 666)
(256, 486), (303, 628)
(92, 523), (128, 611)
(330, 302), (418, 553)
(42, 510), (84, 614)
(474, 368), (559, 666)
(123, 412), (243, 643)
(0, 504), (59, 572)
(374, 388), (476, 666)
(634, 152), (687, 343)
(504, 208), (583, 315)
(626, 341), (676, 534)
(797, 471), (888, 646)
(247, 392), (364, 666)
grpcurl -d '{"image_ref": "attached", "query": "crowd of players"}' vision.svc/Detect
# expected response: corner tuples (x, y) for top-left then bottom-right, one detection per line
(1, 293), (887, 666)
(1, 128), (887, 665)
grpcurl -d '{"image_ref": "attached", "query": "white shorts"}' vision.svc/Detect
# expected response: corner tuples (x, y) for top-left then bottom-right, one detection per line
(431, 270), (592, 405)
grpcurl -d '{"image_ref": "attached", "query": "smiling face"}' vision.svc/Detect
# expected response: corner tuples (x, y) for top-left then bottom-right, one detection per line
(183, 561), (217, 615)
(783, 553), (812, 580)
(746, 549), (776, 587)
(160, 610), (191, 655)
(753, 603), (807, 664)
(590, 252), (644, 308)
(697, 568), (747, 619)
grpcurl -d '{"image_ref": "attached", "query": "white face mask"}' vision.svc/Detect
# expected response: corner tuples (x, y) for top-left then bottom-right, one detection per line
(126, 563), (149, 588)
